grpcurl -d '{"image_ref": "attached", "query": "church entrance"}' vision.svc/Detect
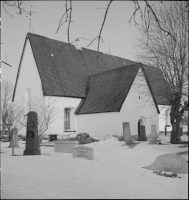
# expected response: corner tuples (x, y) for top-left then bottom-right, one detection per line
(138, 118), (147, 141)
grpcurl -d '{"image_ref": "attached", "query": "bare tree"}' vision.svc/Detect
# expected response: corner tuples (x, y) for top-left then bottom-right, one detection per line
(3, 0), (183, 52)
(18, 97), (63, 146)
(1, 80), (23, 155)
(134, 1), (188, 141)
(4, 104), (23, 155)
(1, 80), (14, 135)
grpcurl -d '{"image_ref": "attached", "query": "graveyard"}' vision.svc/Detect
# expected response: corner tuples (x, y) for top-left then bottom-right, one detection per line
(0, 132), (188, 199)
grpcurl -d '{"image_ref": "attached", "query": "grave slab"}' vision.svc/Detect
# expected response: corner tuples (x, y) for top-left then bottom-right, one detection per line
(143, 154), (188, 173)
(73, 146), (94, 160)
(54, 140), (78, 153)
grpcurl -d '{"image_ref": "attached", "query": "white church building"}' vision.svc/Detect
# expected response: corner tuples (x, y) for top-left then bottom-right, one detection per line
(12, 33), (171, 139)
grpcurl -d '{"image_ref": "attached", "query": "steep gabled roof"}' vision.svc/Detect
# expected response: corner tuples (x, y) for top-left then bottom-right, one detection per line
(142, 65), (171, 105)
(12, 33), (170, 106)
(75, 63), (160, 115)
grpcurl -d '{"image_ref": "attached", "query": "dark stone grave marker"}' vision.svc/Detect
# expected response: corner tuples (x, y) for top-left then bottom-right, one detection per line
(23, 111), (41, 155)
(143, 154), (188, 173)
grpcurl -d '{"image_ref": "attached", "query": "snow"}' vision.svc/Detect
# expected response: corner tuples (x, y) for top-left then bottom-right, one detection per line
(1, 135), (188, 199)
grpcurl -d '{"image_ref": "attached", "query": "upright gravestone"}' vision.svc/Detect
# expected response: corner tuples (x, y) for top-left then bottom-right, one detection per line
(9, 128), (19, 148)
(23, 111), (41, 155)
(149, 125), (158, 144)
(123, 122), (131, 144)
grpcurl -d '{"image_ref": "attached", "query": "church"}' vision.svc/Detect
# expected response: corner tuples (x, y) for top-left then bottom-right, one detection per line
(12, 33), (171, 139)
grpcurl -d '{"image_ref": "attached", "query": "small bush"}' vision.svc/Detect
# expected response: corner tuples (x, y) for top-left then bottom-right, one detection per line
(60, 133), (99, 144)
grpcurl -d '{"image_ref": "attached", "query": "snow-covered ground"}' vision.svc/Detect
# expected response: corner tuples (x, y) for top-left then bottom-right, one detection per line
(1, 135), (188, 199)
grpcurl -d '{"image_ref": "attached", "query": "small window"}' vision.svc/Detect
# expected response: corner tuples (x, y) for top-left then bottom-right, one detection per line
(64, 108), (71, 130)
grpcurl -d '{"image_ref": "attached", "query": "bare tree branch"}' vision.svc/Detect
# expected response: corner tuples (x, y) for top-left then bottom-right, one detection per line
(134, 1), (188, 141)
(86, 0), (113, 52)
(1, 60), (12, 67)
(3, 1), (30, 17)
(55, 0), (71, 34)
(67, 0), (72, 44)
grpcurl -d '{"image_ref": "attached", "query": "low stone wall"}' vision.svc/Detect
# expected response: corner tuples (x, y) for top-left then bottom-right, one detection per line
(54, 141), (78, 153)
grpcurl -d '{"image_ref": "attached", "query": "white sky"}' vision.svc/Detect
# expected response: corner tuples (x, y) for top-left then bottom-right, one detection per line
(1, 1), (145, 83)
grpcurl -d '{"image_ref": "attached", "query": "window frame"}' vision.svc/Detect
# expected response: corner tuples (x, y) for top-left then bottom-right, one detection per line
(64, 108), (71, 130)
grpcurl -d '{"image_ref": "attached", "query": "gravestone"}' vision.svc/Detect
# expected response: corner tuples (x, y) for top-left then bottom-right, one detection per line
(23, 111), (41, 155)
(123, 122), (131, 144)
(149, 125), (158, 144)
(9, 128), (19, 148)
(73, 146), (94, 160)
(138, 125), (147, 141)
(143, 154), (188, 173)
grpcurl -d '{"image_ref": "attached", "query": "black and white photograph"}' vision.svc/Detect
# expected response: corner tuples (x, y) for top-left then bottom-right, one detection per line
(1, 1), (188, 199)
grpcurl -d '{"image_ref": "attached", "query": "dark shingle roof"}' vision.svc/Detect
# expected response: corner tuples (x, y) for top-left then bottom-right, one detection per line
(75, 63), (160, 115)
(75, 64), (140, 114)
(12, 33), (170, 108)
(26, 33), (135, 98)
(142, 65), (171, 105)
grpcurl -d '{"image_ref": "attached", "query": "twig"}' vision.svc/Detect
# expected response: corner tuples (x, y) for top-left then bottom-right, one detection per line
(3, 1), (30, 17)
(67, 0), (72, 44)
(1, 60), (12, 67)
(55, 0), (71, 34)
(144, 1), (176, 41)
(86, 0), (113, 52)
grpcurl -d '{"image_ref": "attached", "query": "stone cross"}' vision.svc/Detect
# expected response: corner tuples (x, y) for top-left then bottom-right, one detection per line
(23, 111), (41, 155)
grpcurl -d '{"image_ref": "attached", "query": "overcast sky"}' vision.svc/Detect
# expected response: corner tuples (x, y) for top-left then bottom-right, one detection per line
(1, 1), (145, 83)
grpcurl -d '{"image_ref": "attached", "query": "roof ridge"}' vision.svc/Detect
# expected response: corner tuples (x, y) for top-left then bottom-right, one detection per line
(27, 33), (136, 64)
(81, 47), (135, 63)
(88, 62), (141, 79)
(27, 32), (74, 48)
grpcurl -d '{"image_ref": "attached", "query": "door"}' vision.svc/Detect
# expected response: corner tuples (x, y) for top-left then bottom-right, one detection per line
(138, 125), (147, 141)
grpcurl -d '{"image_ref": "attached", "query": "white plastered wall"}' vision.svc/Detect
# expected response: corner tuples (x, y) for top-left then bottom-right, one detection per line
(158, 105), (172, 132)
(44, 96), (81, 136)
(13, 39), (82, 136)
(13, 39), (44, 135)
(76, 68), (159, 138)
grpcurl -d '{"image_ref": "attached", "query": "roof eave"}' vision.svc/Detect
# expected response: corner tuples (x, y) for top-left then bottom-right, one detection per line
(12, 35), (28, 102)
(141, 64), (160, 114)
